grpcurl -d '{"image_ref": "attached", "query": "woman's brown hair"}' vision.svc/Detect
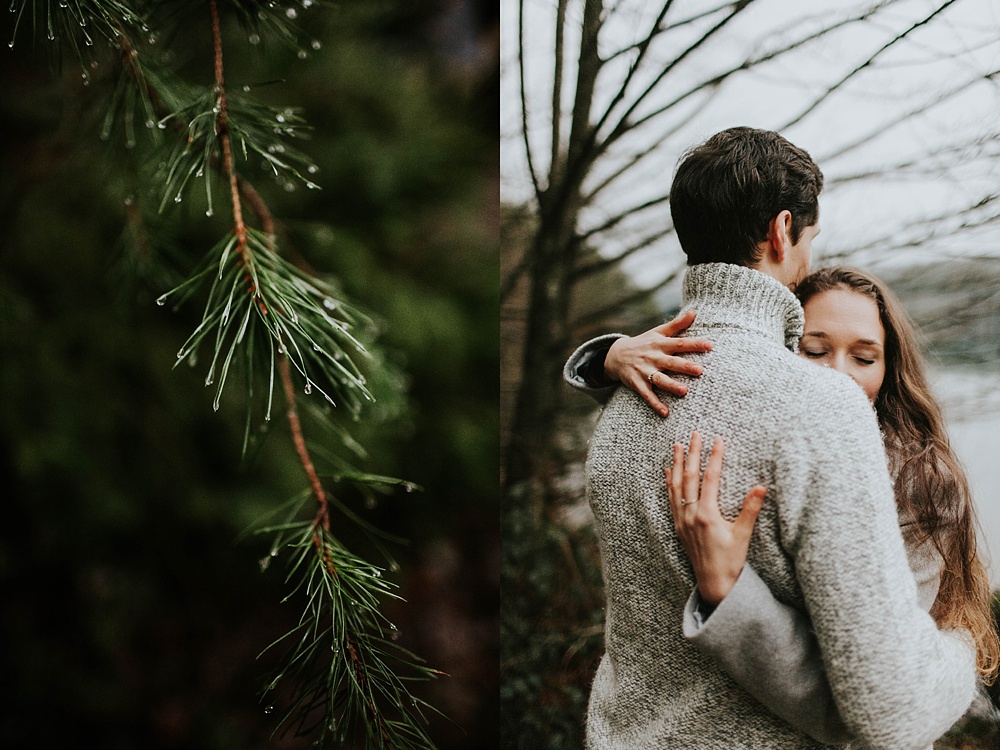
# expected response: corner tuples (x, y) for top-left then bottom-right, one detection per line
(795, 266), (999, 683)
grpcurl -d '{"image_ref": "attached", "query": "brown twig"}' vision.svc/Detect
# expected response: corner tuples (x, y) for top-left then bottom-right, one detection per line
(207, 0), (329, 543)
(279, 354), (330, 530)
(346, 636), (393, 746)
(209, 0), (248, 259)
(238, 177), (276, 237)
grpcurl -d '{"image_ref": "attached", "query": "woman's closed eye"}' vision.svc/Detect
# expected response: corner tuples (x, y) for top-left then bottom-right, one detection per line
(801, 349), (827, 359)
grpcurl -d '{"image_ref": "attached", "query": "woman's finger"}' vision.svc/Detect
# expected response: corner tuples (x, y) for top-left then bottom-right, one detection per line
(666, 444), (684, 520)
(653, 309), (697, 338)
(656, 354), (704, 378)
(649, 371), (689, 398)
(697, 436), (725, 520)
(682, 432), (702, 510)
(632, 373), (671, 418)
(734, 486), (767, 541)
(664, 337), (713, 355)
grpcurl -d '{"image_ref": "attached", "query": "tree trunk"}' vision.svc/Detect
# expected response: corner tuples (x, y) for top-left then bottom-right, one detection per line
(502, 212), (576, 495)
(503, 0), (604, 496)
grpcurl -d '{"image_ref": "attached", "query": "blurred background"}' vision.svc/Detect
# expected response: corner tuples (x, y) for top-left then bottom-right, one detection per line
(501, 1), (1000, 747)
(0, 1), (498, 748)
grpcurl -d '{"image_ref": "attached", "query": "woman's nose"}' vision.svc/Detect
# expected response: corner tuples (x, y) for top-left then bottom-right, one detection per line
(830, 353), (849, 377)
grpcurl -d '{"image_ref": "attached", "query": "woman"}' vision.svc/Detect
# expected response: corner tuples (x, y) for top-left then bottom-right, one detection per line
(588, 266), (999, 741)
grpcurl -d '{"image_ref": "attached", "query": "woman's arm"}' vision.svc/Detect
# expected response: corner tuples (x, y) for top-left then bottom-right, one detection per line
(667, 433), (951, 745)
(681, 565), (852, 744)
(682, 550), (948, 744)
(563, 333), (624, 402)
(562, 310), (711, 415)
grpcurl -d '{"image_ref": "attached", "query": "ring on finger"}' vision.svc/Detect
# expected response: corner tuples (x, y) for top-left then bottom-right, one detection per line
(648, 371), (657, 384)
(680, 497), (698, 506)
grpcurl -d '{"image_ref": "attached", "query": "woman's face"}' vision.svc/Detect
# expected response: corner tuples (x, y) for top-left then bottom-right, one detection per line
(799, 288), (887, 403)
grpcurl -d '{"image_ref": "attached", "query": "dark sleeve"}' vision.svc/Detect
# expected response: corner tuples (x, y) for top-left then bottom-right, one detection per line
(562, 333), (625, 404)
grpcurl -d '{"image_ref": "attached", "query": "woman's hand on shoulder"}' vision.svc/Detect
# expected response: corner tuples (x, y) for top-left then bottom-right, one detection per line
(605, 310), (713, 418)
(666, 432), (766, 606)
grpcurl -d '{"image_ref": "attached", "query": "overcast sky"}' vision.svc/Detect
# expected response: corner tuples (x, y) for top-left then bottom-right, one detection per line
(501, 0), (1000, 282)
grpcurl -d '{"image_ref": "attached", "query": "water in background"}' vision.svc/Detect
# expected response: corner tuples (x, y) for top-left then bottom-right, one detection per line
(932, 366), (1000, 586)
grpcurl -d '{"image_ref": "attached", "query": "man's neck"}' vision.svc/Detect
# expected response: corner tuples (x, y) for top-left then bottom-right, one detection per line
(749, 259), (794, 290)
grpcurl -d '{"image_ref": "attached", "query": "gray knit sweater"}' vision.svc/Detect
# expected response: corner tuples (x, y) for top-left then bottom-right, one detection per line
(584, 263), (975, 750)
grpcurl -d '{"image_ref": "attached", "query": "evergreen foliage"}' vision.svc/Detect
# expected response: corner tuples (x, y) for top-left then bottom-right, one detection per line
(500, 489), (604, 750)
(3, 1), (489, 747)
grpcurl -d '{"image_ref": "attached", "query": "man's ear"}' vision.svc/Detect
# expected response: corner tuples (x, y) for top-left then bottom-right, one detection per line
(766, 210), (794, 263)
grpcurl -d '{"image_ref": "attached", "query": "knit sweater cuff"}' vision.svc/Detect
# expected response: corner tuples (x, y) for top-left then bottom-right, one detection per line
(563, 333), (624, 402)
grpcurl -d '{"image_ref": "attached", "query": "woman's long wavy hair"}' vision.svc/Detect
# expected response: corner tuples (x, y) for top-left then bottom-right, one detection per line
(796, 266), (999, 684)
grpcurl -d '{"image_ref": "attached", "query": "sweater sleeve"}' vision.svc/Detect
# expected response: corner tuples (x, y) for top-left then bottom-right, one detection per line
(681, 537), (949, 744)
(682, 564), (852, 744)
(774, 376), (976, 750)
(562, 334), (624, 403)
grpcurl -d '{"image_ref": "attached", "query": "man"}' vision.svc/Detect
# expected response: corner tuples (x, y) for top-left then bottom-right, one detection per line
(577, 127), (974, 749)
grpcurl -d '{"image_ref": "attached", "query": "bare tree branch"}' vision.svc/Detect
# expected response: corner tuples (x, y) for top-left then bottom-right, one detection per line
(544, 0), (677, 219)
(817, 68), (1000, 165)
(582, 84), (722, 207)
(826, 136), (1000, 187)
(519, 0), (543, 204)
(602, 0), (734, 63)
(779, 0), (962, 130)
(572, 265), (685, 328)
(614, 1), (895, 153)
(871, 31), (999, 70)
(829, 194), (1000, 260)
(571, 224), (675, 281)
(588, 0), (677, 140)
(578, 192), (671, 243)
(551, 0), (569, 185)
(597, 0), (754, 156)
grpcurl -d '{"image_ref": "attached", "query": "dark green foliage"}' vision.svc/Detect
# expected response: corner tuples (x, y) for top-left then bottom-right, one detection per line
(257, 513), (441, 749)
(156, 88), (318, 213)
(9, 0), (145, 59)
(160, 228), (372, 422)
(1, 0), (498, 747)
(501, 482), (605, 750)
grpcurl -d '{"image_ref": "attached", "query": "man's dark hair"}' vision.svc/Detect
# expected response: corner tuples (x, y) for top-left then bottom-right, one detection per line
(669, 127), (823, 266)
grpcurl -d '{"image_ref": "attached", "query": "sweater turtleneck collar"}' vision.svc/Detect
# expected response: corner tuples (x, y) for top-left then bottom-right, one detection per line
(681, 263), (805, 351)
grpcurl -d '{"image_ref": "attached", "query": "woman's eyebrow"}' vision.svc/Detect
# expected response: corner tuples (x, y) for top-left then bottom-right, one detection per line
(801, 331), (883, 348)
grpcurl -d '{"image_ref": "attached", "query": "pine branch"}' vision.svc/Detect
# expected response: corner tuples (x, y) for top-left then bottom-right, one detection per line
(10, 2), (442, 747)
(7, 0), (146, 66)
(279, 353), (330, 530)
(210, 0), (245, 244)
(255, 515), (442, 749)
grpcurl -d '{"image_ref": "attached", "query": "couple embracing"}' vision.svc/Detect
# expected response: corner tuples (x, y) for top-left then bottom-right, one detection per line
(566, 127), (998, 749)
